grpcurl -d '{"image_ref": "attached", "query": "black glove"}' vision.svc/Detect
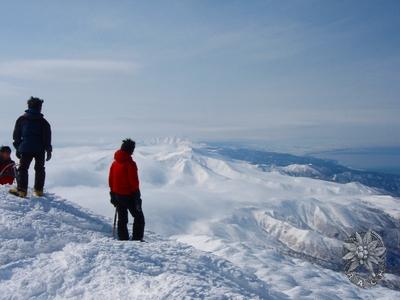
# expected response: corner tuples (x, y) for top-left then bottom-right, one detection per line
(16, 151), (21, 159)
(133, 190), (142, 211)
(133, 189), (141, 199)
(110, 192), (118, 207)
(46, 151), (52, 162)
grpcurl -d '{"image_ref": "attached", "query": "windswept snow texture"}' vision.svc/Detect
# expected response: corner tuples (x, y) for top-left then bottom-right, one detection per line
(0, 188), (282, 300)
(9, 138), (400, 299)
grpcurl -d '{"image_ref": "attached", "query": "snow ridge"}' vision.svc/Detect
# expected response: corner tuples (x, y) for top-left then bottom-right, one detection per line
(0, 187), (284, 300)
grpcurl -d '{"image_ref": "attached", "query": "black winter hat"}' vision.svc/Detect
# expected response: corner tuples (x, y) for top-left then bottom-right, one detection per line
(0, 146), (12, 154)
(121, 139), (136, 154)
(27, 96), (44, 111)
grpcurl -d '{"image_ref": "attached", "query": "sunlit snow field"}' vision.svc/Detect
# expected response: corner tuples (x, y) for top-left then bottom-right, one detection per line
(8, 138), (400, 299)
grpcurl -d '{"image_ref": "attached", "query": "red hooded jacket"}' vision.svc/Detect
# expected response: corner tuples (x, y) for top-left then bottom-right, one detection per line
(0, 159), (16, 185)
(109, 150), (140, 196)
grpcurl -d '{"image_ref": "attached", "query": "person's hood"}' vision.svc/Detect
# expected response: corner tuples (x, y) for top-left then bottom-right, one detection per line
(114, 149), (133, 163)
(24, 108), (43, 119)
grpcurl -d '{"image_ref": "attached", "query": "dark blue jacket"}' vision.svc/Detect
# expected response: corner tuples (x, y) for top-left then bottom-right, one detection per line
(13, 109), (52, 154)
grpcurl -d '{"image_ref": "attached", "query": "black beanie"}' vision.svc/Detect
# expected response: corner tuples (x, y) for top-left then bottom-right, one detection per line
(0, 146), (12, 154)
(121, 139), (136, 154)
(27, 97), (44, 111)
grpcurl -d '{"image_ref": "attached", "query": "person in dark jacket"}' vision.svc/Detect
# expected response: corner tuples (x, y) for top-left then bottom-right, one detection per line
(0, 146), (16, 185)
(9, 97), (52, 198)
(109, 139), (145, 241)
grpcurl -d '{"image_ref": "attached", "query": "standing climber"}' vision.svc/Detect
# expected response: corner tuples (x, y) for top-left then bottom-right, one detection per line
(0, 146), (16, 185)
(9, 97), (52, 198)
(109, 139), (145, 241)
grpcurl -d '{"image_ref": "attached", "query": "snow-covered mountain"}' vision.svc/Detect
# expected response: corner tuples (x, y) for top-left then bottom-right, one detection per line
(0, 188), (282, 299)
(2, 139), (400, 299)
(203, 145), (400, 197)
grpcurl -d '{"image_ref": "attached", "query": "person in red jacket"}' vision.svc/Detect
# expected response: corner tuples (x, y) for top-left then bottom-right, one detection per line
(0, 146), (16, 185)
(109, 139), (145, 241)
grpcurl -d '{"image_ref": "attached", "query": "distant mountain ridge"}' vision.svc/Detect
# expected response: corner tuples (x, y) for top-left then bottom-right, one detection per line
(198, 146), (400, 197)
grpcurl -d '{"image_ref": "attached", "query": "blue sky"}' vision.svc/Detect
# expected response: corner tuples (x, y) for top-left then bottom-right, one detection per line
(0, 0), (399, 150)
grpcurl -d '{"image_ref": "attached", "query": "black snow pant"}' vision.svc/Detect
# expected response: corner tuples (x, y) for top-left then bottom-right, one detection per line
(116, 192), (145, 241)
(17, 152), (46, 192)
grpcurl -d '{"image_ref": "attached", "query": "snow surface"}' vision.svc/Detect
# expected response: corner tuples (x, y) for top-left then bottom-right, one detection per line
(0, 188), (283, 299)
(2, 138), (400, 299)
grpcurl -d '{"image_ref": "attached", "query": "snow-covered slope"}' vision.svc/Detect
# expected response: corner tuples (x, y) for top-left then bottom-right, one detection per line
(0, 187), (283, 300)
(208, 146), (400, 197)
(9, 139), (400, 299)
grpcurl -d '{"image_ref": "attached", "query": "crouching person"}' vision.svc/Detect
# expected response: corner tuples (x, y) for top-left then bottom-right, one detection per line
(0, 146), (16, 185)
(109, 139), (145, 241)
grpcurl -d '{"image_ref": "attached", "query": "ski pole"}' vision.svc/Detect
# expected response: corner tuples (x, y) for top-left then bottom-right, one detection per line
(112, 208), (117, 239)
